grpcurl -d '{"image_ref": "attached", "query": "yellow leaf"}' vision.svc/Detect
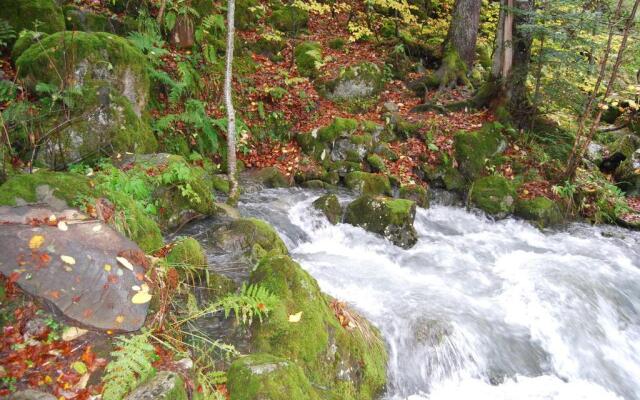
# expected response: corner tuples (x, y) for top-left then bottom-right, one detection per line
(115, 315), (125, 324)
(117, 257), (134, 271)
(104, 264), (112, 272)
(288, 311), (303, 323)
(61, 255), (76, 265)
(131, 291), (152, 304)
(29, 235), (45, 249)
(57, 221), (68, 231)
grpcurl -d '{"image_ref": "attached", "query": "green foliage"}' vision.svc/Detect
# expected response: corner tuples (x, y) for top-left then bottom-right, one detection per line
(0, 18), (15, 48)
(102, 331), (158, 400)
(219, 283), (279, 325)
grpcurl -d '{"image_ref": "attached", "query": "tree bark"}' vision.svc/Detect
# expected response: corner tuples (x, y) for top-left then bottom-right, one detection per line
(447, 0), (482, 68)
(225, 0), (239, 205)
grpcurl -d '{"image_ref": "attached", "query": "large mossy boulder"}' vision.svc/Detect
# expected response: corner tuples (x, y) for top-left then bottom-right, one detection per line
(345, 171), (392, 196)
(454, 122), (506, 181)
(345, 195), (418, 248)
(255, 166), (292, 188)
(0, 0), (65, 37)
(228, 354), (320, 400)
(312, 194), (342, 224)
(294, 41), (322, 78)
(207, 218), (288, 261)
(514, 196), (564, 228)
(320, 62), (385, 101)
(15, 32), (156, 168)
(470, 175), (517, 218)
(248, 253), (387, 399)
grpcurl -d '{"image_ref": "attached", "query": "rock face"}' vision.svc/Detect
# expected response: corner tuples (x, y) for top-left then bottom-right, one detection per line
(454, 122), (506, 181)
(125, 371), (187, 400)
(515, 196), (563, 228)
(0, 0), (65, 37)
(321, 62), (385, 100)
(0, 205), (149, 331)
(312, 194), (342, 224)
(345, 196), (418, 248)
(16, 32), (157, 168)
(228, 354), (319, 400)
(470, 175), (516, 219)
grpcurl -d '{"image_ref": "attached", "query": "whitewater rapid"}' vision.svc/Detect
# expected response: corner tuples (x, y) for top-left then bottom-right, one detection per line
(236, 188), (640, 400)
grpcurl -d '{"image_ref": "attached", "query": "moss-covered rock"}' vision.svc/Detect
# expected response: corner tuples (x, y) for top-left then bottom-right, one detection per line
(366, 153), (387, 172)
(207, 218), (288, 262)
(609, 134), (640, 159)
(454, 122), (506, 181)
(250, 35), (286, 59)
(294, 41), (322, 78)
(63, 6), (135, 35)
(269, 4), (308, 34)
(614, 148), (640, 196)
(514, 196), (563, 228)
(443, 166), (467, 192)
(0, 0), (65, 37)
(470, 175), (516, 218)
(345, 196), (418, 248)
(399, 184), (429, 208)
(125, 371), (187, 400)
(11, 31), (47, 62)
(297, 118), (361, 165)
(255, 166), (292, 188)
(345, 172), (392, 196)
(320, 62), (385, 101)
(228, 354), (320, 400)
(312, 194), (342, 224)
(249, 253), (387, 399)
(166, 237), (206, 278)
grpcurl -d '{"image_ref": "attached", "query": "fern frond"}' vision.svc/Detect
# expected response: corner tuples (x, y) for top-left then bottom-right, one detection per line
(102, 332), (157, 400)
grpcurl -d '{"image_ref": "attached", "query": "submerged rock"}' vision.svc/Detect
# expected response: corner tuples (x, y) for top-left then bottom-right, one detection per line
(412, 318), (453, 346)
(0, 205), (149, 331)
(125, 371), (187, 400)
(228, 354), (319, 400)
(470, 175), (516, 219)
(345, 196), (418, 248)
(312, 194), (342, 224)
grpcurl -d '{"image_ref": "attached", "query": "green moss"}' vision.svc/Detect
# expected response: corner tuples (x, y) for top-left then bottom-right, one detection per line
(366, 154), (387, 172)
(470, 175), (516, 218)
(211, 174), (230, 194)
(317, 118), (358, 143)
(294, 41), (322, 78)
(227, 354), (320, 400)
(442, 166), (467, 192)
(514, 197), (563, 228)
(344, 196), (417, 248)
(0, 171), (90, 206)
(610, 134), (640, 159)
(250, 253), (387, 399)
(106, 191), (164, 252)
(437, 44), (470, 88)
(454, 122), (506, 181)
(399, 184), (429, 208)
(166, 237), (206, 278)
(345, 172), (392, 196)
(312, 194), (342, 224)
(215, 218), (288, 261)
(251, 36), (286, 59)
(11, 30), (48, 62)
(0, 0), (65, 37)
(328, 38), (346, 50)
(17, 31), (149, 97)
(269, 5), (308, 34)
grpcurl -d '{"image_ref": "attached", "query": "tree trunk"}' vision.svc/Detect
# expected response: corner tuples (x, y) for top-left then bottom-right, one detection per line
(434, 0), (481, 88)
(474, 0), (535, 127)
(225, 0), (239, 205)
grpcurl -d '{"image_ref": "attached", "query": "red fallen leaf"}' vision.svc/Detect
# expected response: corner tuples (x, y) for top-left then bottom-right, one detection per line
(49, 290), (61, 299)
(117, 249), (149, 269)
(72, 295), (81, 303)
(8, 271), (20, 283)
(39, 253), (52, 265)
(81, 346), (96, 369)
(107, 275), (118, 284)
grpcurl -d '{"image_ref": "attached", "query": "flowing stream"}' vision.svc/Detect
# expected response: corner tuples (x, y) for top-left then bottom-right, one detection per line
(216, 186), (640, 399)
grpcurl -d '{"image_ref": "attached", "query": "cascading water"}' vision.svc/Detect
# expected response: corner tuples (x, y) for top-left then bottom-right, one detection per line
(234, 187), (640, 400)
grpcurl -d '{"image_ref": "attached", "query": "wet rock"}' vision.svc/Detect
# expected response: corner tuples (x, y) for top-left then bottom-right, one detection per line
(205, 218), (288, 261)
(412, 318), (453, 346)
(399, 184), (429, 208)
(227, 354), (319, 400)
(515, 196), (564, 228)
(0, 205), (149, 331)
(345, 171), (392, 196)
(454, 122), (506, 181)
(470, 175), (516, 219)
(312, 194), (342, 224)
(10, 389), (57, 400)
(125, 371), (187, 400)
(345, 196), (418, 248)
(254, 166), (293, 188)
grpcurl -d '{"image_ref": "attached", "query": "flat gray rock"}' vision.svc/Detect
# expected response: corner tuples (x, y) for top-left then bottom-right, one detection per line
(0, 205), (149, 332)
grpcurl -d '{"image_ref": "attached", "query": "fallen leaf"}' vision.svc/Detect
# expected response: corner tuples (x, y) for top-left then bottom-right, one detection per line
(92, 224), (102, 232)
(57, 221), (68, 231)
(132, 285), (141, 291)
(116, 256), (134, 271)
(115, 315), (125, 324)
(288, 311), (303, 323)
(131, 291), (152, 304)
(62, 327), (88, 341)
(104, 264), (112, 272)
(61, 255), (76, 265)
(29, 235), (45, 249)
(71, 361), (87, 374)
